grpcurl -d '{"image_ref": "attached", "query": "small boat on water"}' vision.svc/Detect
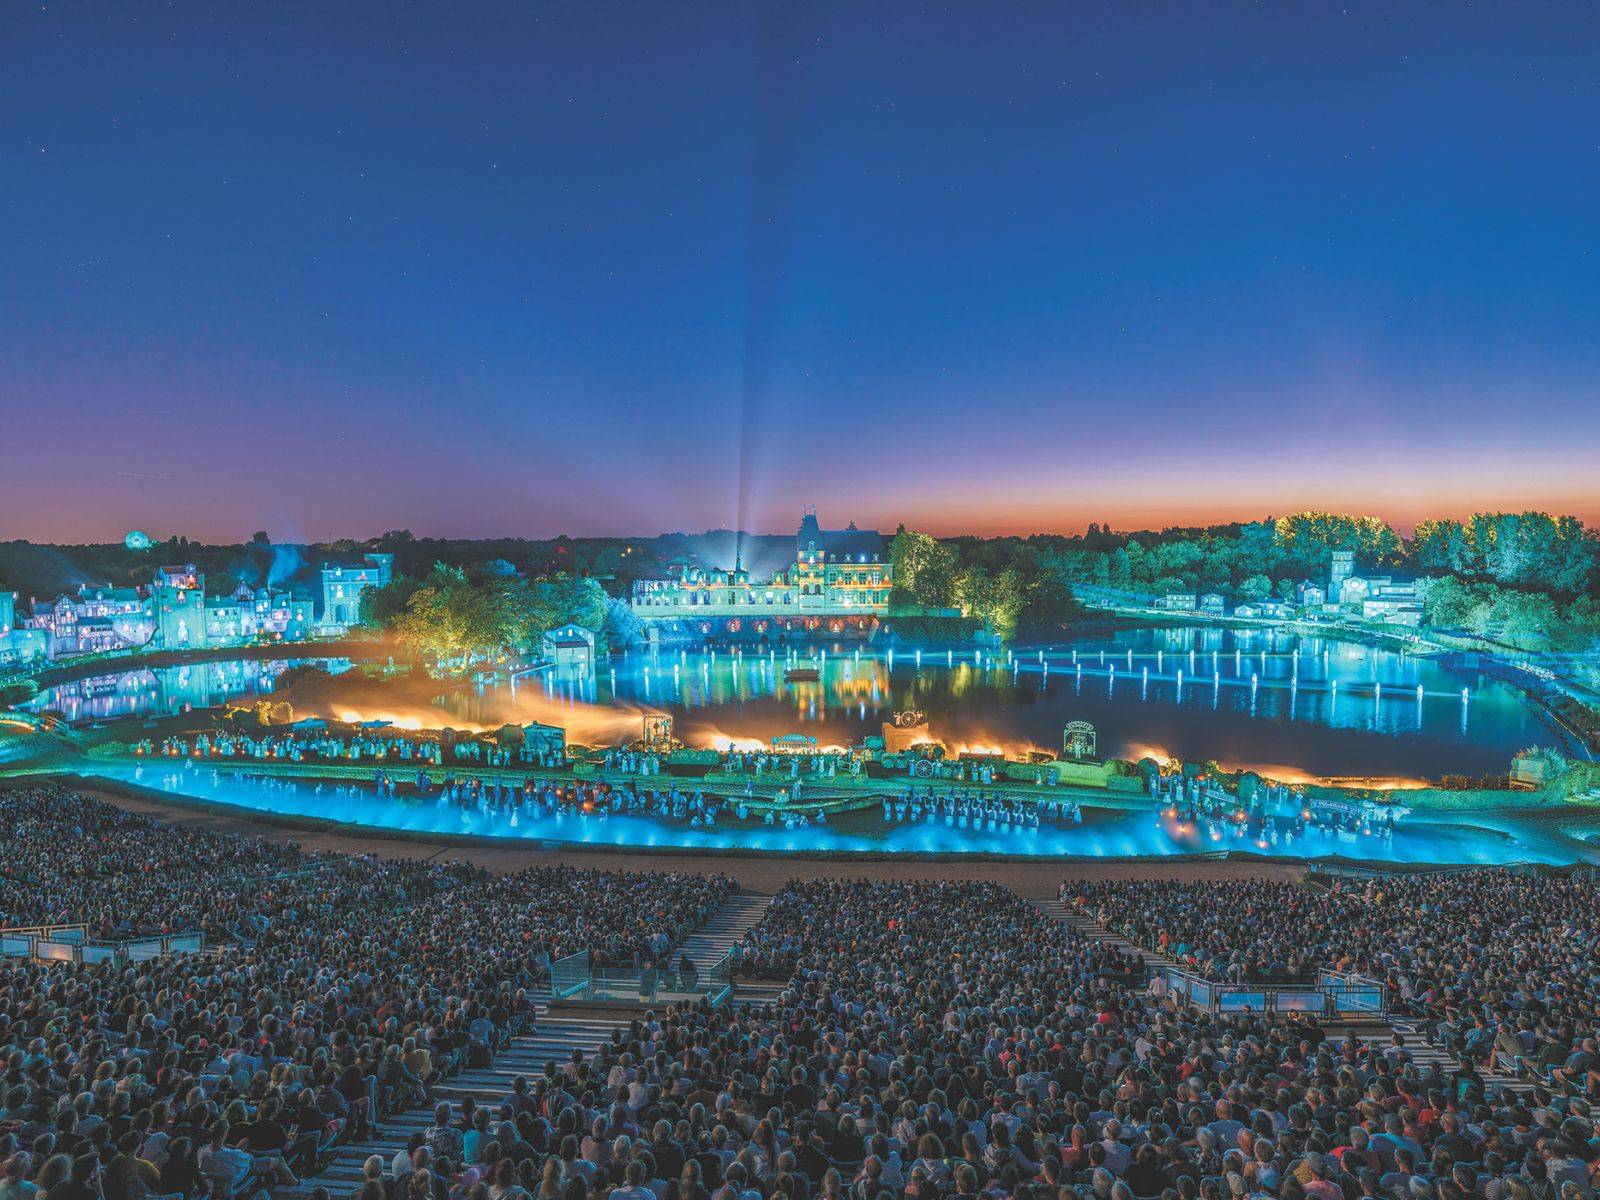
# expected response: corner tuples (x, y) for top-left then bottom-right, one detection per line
(784, 665), (821, 682)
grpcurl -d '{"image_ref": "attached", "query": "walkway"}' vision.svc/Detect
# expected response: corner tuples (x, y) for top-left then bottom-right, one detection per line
(283, 892), (777, 1200)
(675, 890), (773, 976)
(683, 890), (788, 1007)
(1033, 895), (1182, 970)
(280, 990), (624, 1200)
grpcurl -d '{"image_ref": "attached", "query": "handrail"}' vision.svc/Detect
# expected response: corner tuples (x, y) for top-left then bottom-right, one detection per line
(1, 927), (205, 966)
(550, 949), (591, 999)
(0, 923), (88, 940)
(706, 951), (734, 1008)
(1154, 963), (1386, 1018)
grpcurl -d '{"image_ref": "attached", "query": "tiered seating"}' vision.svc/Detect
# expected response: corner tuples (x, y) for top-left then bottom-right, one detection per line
(0, 784), (734, 1200)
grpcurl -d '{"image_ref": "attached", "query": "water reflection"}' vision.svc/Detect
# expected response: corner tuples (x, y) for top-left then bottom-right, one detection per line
(25, 658), (351, 724)
(442, 628), (1555, 779)
(25, 625), (1559, 780)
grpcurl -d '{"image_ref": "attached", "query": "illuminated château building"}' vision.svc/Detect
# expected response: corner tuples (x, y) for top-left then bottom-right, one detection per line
(25, 582), (153, 657)
(630, 508), (890, 637)
(0, 591), (48, 669)
(203, 580), (315, 643)
(317, 553), (393, 635)
(15, 564), (322, 662)
(1327, 549), (1422, 626)
(794, 507), (891, 610)
(149, 564), (207, 649)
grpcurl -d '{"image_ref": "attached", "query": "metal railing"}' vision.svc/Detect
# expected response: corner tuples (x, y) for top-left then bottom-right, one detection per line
(1317, 969), (1388, 1016)
(551, 949), (591, 999)
(0, 923), (87, 940)
(1155, 964), (1386, 1018)
(706, 952), (734, 1007)
(548, 950), (736, 1008)
(1, 925), (205, 966)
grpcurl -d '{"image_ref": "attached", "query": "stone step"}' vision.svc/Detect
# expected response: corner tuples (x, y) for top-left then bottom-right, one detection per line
(1034, 897), (1183, 970)
(277, 1009), (635, 1200)
(278, 894), (767, 1200)
(672, 891), (774, 971)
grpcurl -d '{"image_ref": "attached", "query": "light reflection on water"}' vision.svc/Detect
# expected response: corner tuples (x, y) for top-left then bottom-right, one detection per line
(24, 658), (353, 724)
(442, 628), (1556, 779)
(25, 625), (1560, 780)
(84, 759), (1569, 865)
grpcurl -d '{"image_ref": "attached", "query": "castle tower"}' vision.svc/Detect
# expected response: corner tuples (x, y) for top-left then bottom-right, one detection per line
(149, 564), (208, 650)
(795, 506), (824, 601)
(1329, 549), (1355, 600)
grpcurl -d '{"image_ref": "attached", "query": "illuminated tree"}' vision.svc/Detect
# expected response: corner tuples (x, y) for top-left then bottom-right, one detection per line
(1237, 574), (1272, 602)
(955, 565), (1025, 639)
(389, 564), (536, 668)
(1272, 512), (1403, 567)
(888, 530), (960, 609)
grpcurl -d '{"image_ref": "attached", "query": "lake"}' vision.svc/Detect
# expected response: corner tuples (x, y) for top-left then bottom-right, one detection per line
(440, 626), (1559, 781)
(26, 626), (1562, 779)
(22, 657), (353, 724)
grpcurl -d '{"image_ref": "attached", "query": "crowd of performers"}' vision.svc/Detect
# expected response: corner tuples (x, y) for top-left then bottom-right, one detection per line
(599, 747), (665, 774)
(402, 773), (843, 833)
(133, 756), (1099, 840)
(132, 729), (567, 769)
(719, 748), (864, 778)
(883, 784), (1083, 831)
(125, 724), (1400, 850)
(135, 758), (756, 829)
(1154, 769), (1401, 847)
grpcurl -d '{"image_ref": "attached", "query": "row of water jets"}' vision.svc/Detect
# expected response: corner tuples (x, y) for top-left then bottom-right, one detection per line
(566, 645), (1474, 734)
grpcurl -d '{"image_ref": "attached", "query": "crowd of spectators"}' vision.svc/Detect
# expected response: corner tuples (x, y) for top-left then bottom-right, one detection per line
(335, 875), (1595, 1200)
(5, 784), (1598, 1200)
(0, 785), (734, 1200)
(1068, 873), (1600, 1099)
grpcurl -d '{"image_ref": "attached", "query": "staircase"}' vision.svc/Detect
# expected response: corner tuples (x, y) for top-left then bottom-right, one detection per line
(1033, 895), (1182, 970)
(283, 893), (777, 1200)
(676, 891), (773, 975)
(1385, 1016), (1530, 1098)
(280, 993), (625, 1200)
(680, 890), (785, 1008)
(698, 891), (788, 1007)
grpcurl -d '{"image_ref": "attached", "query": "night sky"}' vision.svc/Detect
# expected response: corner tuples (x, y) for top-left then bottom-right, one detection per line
(7, 3), (1599, 543)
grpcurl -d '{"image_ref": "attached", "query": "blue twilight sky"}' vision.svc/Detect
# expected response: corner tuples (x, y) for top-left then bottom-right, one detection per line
(4, 1), (1598, 542)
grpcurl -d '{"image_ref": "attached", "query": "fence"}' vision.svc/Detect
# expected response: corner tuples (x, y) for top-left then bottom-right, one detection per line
(706, 952), (734, 1007)
(1, 925), (205, 966)
(1155, 964), (1385, 1018)
(548, 950), (737, 1008)
(1316, 969), (1388, 1016)
(551, 950), (591, 999)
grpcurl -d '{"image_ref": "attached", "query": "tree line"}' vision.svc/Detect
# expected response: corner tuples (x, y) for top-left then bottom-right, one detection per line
(887, 529), (1078, 640)
(889, 510), (1600, 655)
(1039, 510), (1597, 601)
(358, 563), (619, 668)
